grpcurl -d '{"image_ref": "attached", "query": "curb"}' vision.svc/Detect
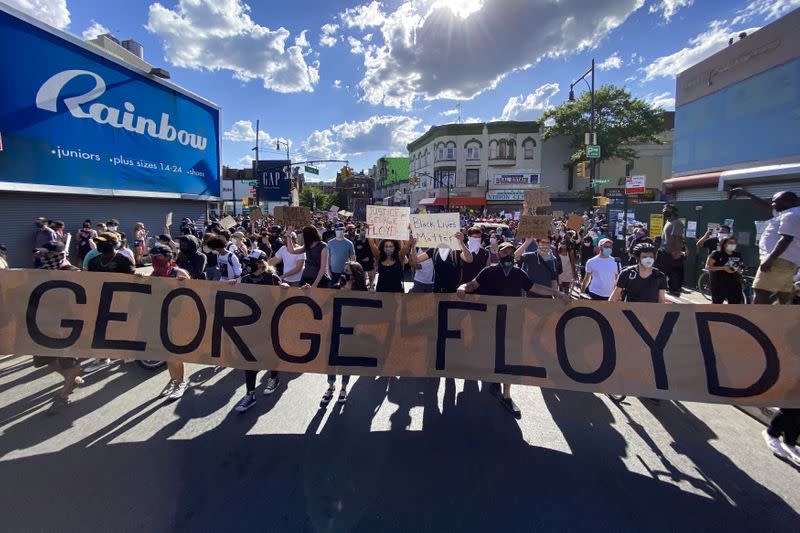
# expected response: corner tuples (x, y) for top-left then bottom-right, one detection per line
(735, 406), (777, 426)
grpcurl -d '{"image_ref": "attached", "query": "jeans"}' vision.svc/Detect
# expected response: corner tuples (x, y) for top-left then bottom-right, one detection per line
(245, 370), (278, 392)
(587, 291), (609, 300)
(329, 272), (343, 286)
(328, 374), (350, 386)
(410, 281), (434, 293)
(656, 249), (684, 293)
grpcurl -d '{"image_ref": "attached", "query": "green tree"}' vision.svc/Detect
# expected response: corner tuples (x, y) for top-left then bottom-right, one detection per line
(299, 185), (334, 211)
(541, 85), (666, 164)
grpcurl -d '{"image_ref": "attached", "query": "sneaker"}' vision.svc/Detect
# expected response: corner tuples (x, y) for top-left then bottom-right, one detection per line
(338, 389), (348, 404)
(263, 377), (280, 395)
(160, 380), (177, 397)
(83, 358), (111, 373)
(763, 430), (788, 459)
(502, 397), (522, 419)
(234, 392), (257, 412)
(781, 443), (800, 467)
(320, 387), (334, 407)
(168, 381), (188, 401)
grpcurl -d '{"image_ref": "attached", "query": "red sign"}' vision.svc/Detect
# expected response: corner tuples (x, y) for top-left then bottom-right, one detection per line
(625, 175), (646, 195)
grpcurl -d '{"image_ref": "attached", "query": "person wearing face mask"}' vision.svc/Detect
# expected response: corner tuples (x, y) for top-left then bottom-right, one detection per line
(285, 225), (331, 288)
(515, 237), (560, 298)
(412, 232), (473, 293)
(133, 222), (147, 267)
(458, 242), (568, 418)
(609, 243), (666, 303)
(696, 224), (731, 256)
(327, 223), (356, 286)
(579, 233), (596, 274)
(460, 227), (491, 284)
(487, 233), (501, 264)
(368, 237), (413, 293)
(655, 203), (686, 297)
(353, 226), (376, 289)
(704, 236), (745, 304)
(201, 232), (222, 281)
(582, 238), (620, 300)
(106, 219), (120, 233)
(206, 236), (242, 282)
(32, 216), (58, 267)
(77, 219), (97, 263)
(556, 243), (576, 294)
(176, 234), (208, 280)
(627, 224), (649, 264)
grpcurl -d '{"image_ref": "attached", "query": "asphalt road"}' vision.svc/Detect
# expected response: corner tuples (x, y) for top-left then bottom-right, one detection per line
(0, 354), (798, 532)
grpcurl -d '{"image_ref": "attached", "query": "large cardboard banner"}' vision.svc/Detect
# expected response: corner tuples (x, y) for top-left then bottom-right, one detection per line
(2, 271), (799, 406)
(411, 213), (461, 248)
(366, 206), (410, 240)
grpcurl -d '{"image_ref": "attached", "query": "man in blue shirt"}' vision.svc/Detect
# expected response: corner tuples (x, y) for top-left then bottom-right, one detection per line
(514, 237), (559, 297)
(328, 223), (356, 285)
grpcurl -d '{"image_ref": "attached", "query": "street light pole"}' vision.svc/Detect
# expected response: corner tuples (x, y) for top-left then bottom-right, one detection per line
(252, 118), (260, 208)
(568, 58), (596, 190)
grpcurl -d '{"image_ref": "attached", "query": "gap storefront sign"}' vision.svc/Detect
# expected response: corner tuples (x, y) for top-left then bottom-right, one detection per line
(492, 172), (540, 186)
(0, 6), (221, 196)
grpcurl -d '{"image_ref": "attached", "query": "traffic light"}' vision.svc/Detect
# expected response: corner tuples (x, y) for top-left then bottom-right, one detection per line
(576, 161), (589, 179)
(410, 174), (420, 186)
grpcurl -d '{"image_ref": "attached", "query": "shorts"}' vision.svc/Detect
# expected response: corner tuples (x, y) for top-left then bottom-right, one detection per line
(134, 240), (145, 249)
(753, 258), (798, 294)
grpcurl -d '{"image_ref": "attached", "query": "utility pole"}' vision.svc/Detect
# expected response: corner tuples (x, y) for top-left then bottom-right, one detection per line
(252, 118), (260, 208)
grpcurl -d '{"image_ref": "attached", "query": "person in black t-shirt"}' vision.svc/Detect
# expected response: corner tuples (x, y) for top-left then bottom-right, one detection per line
(695, 224), (731, 257)
(353, 228), (376, 289)
(705, 236), (745, 304)
(233, 257), (289, 413)
(412, 232), (473, 293)
(458, 242), (567, 419)
(609, 243), (667, 303)
(86, 232), (136, 274)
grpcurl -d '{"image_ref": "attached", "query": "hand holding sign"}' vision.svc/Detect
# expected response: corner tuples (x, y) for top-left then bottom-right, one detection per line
(410, 213), (460, 248)
(367, 205), (410, 240)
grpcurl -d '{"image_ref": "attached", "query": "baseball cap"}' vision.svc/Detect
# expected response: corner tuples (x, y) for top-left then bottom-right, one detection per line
(498, 242), (515, 253)
(232, 231), (246, 239)
(34, 240), (66, 254)
(598, 238), (613, 246)
(149, 244), (173, 257)
(94, 232), (120, 245)
(334, 223), (345, 229)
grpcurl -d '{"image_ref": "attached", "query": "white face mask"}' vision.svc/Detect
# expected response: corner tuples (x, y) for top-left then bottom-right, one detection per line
(640, 257), (655, 268)
(489, 237), (497, 245)
(725, 244), (737, 252)
(108, 225), (118, 232)
(717, 233), (729, 240)
(438, 247), (451, 261)
(468, 237), (482, 252)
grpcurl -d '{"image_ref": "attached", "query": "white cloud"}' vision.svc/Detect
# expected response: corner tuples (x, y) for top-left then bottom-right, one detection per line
(649, 0), (693, 22)
(348, 36), (364, 54)
(363, 33), (373, 42)
(146, 0), (319, 93)
(440, 108), (459, 117)
(319, 23), (339, 47)
(732, 0), (800, 24)
(340, 1), (385, 29)
(81, 20), (109, 40)
(295, 29), (309, 48)
(598, 52), (622, 71)
(645, 91), (675, 110)
(499, 83), (560, 121)
(463, 117), (483, 123)
(238, 155), (254, 167)
(299, 115), (423, 160)
(353, 0), (645, 110)
(643, 20), (760, 81)
(223, 120), (289, 151)
(4, 0), (70, 29)
(630, 52), (645, 65)
(333, 79), (342, 88)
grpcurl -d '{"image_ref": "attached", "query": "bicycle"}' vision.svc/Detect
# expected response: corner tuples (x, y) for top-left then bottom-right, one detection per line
(698, 268), (752, 303)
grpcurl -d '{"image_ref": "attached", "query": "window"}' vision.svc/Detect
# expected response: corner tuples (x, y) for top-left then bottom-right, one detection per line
(466, 168), (479, 187)
(467, 146), (480, 159)
(437, 147), (445, 161)
(446, 147), (455, 160)
(498, 140), (508, 158)
(435, 169), (455, 187)
(489, 141), (497, 159)
(523, 139), (535, 159)
(508, 141), (516, 159)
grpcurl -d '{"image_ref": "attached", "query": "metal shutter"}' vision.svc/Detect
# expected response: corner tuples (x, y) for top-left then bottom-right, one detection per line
(0, 192), (209, 267)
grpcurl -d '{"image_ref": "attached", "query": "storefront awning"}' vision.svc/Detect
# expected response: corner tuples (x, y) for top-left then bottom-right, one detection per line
(433, 196), (485, 207)
(417, 197), (437, 206)
(662, 172), (721, 190)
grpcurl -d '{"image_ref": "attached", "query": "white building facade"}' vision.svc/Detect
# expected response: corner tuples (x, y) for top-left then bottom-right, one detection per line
(407, 121), (582, 213)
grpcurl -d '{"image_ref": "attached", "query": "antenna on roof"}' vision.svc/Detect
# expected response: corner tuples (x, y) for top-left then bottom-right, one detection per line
(457, 103), (462, 124)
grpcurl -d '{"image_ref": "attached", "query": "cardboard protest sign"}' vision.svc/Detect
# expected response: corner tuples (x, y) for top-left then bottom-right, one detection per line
(552, 210), (564, 219)
(248, 207), (263, 222)
(367, 205), (410, 240)
(165, 212), (173, 227)
(516, 215), (551, 239)
(411, 213), (460, 248)
(566, 214), (583, 231)
(273, 206), (311, 227)
(3, 269), (799, 407)
(219, 215), (237, 230)
(524, 188), (551, 210)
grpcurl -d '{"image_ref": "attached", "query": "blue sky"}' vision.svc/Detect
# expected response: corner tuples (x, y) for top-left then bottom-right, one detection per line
(6, 0), (800, 180)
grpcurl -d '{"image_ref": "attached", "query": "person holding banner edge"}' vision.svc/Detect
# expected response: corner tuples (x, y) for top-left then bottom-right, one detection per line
(457, 242), (568, 418)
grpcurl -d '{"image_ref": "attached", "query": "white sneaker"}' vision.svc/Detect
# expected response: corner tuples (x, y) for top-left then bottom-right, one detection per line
(168, 381), (188, 401)
(160, 380), (177, 397)
(763, 429), (788, 459)
(83, 358), (111, 373)
(781, 443), (800, 466)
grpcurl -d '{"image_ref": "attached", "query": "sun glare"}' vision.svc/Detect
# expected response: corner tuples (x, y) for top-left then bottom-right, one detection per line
(432, 0), (484, 19)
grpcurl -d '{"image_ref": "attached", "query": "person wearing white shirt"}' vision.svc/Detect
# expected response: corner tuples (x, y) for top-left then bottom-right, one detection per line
(206, 236), (241, 282)
(730, 189), (800, 304)
(581, 238), (620, 300)
(269, 233), (306, 286)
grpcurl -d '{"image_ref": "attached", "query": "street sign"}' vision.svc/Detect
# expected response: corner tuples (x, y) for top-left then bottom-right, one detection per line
(305, 165), (319, 175)
(587, 145), (601, 159)
(625, 175), (646, 195)
(593, 178), (611, 184)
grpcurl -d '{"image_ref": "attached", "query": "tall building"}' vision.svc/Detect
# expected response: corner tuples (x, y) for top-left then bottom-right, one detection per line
(373, 157), (410, 204)
(408, 121), (584, 213)
(663, 8), (800, 201)
(335, 167), (374, 211)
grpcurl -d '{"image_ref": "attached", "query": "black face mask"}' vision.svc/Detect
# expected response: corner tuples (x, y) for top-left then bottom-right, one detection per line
(499, 256), (514, 266)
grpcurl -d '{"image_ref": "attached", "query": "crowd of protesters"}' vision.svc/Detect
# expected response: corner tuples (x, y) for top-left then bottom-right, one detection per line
(1, 190), (798, 465)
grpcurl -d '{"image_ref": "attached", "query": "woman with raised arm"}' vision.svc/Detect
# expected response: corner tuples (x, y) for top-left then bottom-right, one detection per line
(285, 225), (331, 288)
